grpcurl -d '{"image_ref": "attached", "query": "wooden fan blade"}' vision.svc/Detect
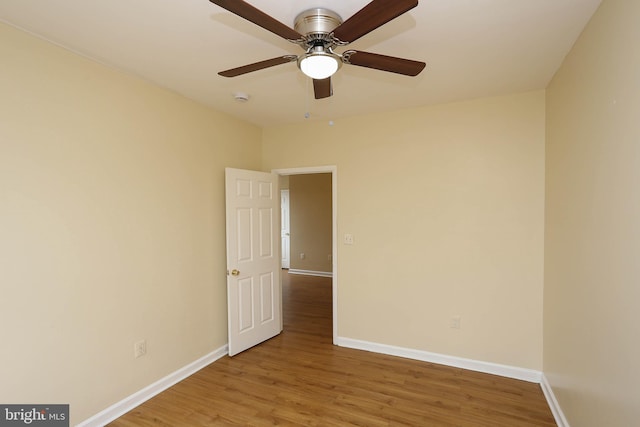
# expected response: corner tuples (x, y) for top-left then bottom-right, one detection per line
(344, 51), (425, 76)
(210, 0), (302, 41)
(313, 77), (333, 99)
(332, 0), (418, 43)
(218, 56), (297, 77)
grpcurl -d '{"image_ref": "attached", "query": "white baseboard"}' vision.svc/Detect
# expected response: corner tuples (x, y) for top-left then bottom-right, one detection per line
(336, 337), (542, 383)
(541, 373), (570, 427)
(77, 345), (228, 427)
(288, 269), (333, 278)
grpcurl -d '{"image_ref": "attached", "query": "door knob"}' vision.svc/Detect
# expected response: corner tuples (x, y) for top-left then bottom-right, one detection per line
(230, 269), (240, 276)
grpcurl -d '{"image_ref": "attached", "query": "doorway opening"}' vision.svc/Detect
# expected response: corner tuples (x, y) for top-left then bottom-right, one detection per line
(273, 166), (337, 344)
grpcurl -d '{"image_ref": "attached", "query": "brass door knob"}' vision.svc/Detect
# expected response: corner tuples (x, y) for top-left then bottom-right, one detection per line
(230, 269), (240, 276)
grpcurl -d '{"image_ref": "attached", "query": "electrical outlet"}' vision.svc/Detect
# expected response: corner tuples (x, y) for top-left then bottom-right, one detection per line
(450, 316), (461, 329)
(134, 339), (147, 358)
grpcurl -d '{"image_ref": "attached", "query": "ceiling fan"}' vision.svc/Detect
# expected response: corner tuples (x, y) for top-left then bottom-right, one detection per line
(209, 0), (426, 99)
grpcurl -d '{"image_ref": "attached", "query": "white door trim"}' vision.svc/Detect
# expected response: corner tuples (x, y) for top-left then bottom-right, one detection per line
(272, 166), (337, 344)
(280, 189), (290, 269)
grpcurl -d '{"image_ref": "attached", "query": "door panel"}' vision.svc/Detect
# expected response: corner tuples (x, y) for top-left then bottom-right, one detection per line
(259, 208), (273, 257)
(259, 272), (275, 322)
(226, 168), (281, 356)
(238, 277), (254, 332)
(237, 208), (252, 261)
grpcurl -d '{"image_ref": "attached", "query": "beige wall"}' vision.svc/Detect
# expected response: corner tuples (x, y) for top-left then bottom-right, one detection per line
(0, 23), (261, 424)
(278, 175), (289, 190)
(289, 174), (332, 273)
(263, 91), (545, 369)
(544, 0), (640, 425)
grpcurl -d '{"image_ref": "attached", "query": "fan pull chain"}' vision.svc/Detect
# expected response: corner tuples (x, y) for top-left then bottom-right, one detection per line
(304, 77), (311, 119)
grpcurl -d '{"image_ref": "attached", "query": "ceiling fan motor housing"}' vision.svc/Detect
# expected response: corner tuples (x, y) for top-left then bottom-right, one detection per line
(294, 8), (343, 49)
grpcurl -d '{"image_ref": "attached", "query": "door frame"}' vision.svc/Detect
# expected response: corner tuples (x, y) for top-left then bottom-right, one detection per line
(272, 166), (337, 344)
(280, 189), (290, 269)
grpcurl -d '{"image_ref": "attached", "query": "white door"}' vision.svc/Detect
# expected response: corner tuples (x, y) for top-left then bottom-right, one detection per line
(280, 189), (290, 269)
(225, 168), (281, 356)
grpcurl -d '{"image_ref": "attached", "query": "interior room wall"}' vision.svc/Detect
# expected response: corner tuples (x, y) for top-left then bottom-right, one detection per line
(0, 22), (261, 425)
(262, 90), (545, 370)
(289, 173), (333, 274)
(544, 0), (640, 425)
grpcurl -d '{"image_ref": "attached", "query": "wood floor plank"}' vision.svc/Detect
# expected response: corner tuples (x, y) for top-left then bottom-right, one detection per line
(109, 272), (556, 426)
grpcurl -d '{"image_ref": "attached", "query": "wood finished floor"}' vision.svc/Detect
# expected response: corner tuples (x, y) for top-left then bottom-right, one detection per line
(110, 272), (556, 426)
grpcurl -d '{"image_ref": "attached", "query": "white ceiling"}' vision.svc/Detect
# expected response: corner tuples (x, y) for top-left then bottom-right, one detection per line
(0, 0), (601, 127)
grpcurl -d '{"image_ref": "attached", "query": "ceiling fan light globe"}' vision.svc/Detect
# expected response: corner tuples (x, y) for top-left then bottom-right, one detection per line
(299, 54), (339, 80)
